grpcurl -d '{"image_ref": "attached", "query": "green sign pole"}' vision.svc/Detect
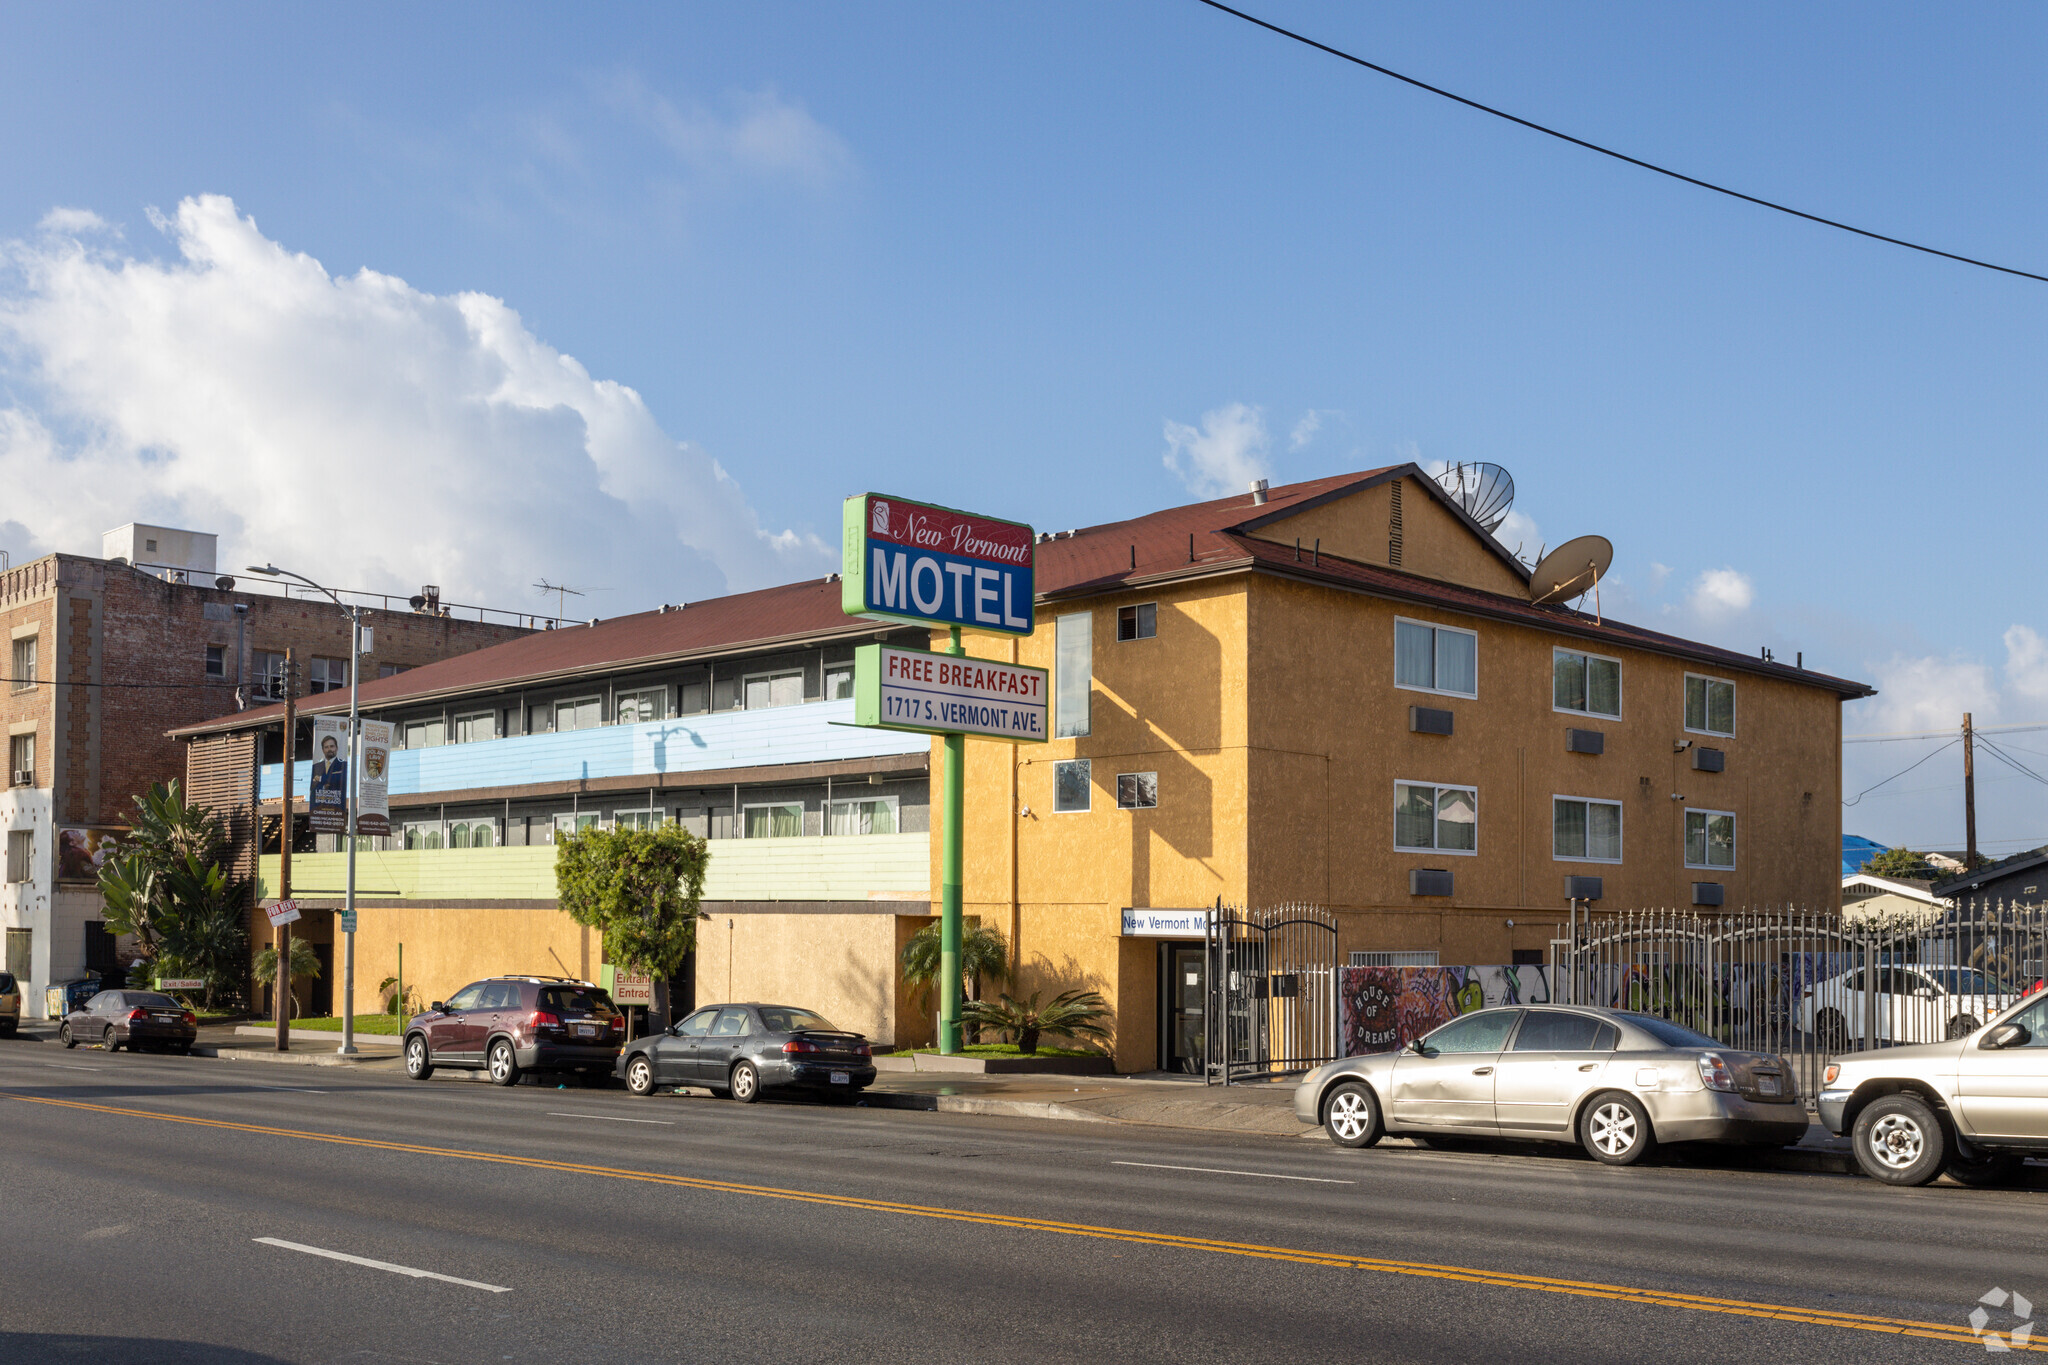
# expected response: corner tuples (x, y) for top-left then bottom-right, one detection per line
(940, 624), (965, 1055)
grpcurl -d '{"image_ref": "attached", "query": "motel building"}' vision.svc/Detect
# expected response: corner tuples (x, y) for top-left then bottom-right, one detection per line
(174, 466), (1871, 1073)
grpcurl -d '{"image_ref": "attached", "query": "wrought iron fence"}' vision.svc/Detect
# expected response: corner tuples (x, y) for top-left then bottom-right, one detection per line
(1205, 902), (1340, 1085)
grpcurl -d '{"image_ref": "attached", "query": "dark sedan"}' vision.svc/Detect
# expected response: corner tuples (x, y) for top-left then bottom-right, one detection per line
(60, 990), (197, 1054)
(617, 1003), (877, 1103)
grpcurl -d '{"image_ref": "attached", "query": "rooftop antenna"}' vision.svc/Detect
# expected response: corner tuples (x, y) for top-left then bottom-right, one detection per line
(1433, 461), (1516, 534)
(1528, 535), (1614, 624)
(533, 578), (600, 621)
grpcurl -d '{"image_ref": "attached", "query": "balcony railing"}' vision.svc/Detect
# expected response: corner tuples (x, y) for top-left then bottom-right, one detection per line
(260, 699), (927, 800)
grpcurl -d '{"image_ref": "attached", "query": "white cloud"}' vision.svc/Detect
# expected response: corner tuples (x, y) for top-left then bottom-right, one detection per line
(1687, 567), (1754, 619)
(1162, 402), (1271, 500)
(1288, 410), (1322, 451)
(601, 76), (853, 186)
(37, 207), (113, 236)
(2003, 625), (2048, 702)
(1493, 508), (1542, 562)
(0, 195), (831, 610)
(1647, 561), (1671, 593)
(1858, 654), (1999, 737)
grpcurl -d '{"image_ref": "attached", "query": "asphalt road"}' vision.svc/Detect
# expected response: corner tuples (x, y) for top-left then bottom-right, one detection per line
(1, 1035), (2043, 1365)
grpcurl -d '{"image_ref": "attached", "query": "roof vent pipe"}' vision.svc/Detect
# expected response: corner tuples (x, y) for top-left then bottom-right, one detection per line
(1249, 478), (1269, 506)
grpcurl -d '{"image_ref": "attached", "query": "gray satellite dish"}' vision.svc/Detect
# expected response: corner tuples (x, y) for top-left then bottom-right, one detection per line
(1434, 461), (1515, 534)
(1529, 535), (1614, 619)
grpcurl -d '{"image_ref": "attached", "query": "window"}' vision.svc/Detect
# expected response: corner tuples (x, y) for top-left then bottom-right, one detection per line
(1395, 782), (1477, 854)
(1419, 1010), (1519, 1053)
(1054, 612), (1091, 738)
(1115, 772), (1158, 809)
(552, 812), (602, 842)
(402, 718), (446, 750)
(144, 538), (158, 554)
(204, 644), (226, 678)
(378, 663), (408, 679)
(1553, 650), (1620, 718)
(743, 803), (803, 838)
(252, 650), (286, 700)
(308, 656), (349, 694)
(679, 677), (709, 713)
(402, 822), (444, 850)
(1053, 758), (1091, 813)
(1117, 603), (1157, 641)
(1553, 797), (1623, 863)
(444, 983), (486, 1012)
(824, 666), (854, 700)
(710, 1007), (752, 1037)
(1685, 809), (1736, 869)
(613, 809), (664, 831)
(8, 734), (33, 786)
(5, 830), (30, 883)
(8, 636), (34, 692)
(452, 711), (495, 744)
(1685, 674), (1735, 736)
(1395, 619), (1477, 697)
(1511, 1011), (1616, 1052)
(826, 797), (897, 835)
(447, 820), (495, 849)
(615, 688), (666, 725)
(743, 671), (803, 710)
(674, 1008), (717, 1038)
(553, 696), (602, 732)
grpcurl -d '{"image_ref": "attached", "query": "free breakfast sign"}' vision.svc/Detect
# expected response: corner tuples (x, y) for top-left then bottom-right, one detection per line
(853, 643), (1048, 743)
(841, 493), (1035, 634)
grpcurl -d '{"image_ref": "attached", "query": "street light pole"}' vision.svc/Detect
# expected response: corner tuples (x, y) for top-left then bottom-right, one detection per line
(248, 565), (364, 1056)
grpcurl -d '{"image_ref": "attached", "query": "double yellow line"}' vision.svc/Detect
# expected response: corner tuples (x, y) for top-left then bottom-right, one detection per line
(7, 1091), (2031, 1353)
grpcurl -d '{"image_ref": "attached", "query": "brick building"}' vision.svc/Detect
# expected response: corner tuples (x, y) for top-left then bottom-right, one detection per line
(2, 527), (533, 1016)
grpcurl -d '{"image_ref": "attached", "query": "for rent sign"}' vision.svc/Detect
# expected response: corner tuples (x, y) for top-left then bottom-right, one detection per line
(841, 493), (1035, 634)
(854, 643), (1048, 743)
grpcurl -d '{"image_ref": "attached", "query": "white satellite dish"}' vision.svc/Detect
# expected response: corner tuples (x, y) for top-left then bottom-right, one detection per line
(1529, 535), (1613, 621)
(1433, 462), (1515, 534)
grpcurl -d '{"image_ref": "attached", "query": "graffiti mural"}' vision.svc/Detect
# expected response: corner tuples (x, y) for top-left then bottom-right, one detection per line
(1339, 965), (1555, 1056)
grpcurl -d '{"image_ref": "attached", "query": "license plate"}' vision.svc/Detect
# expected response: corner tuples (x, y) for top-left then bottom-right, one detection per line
(575, 1025), (596, 1038)
(152, 1014), (179, 1022)
(1757, 1076), (1780, 1095)
(830, 1071), (850, 1084)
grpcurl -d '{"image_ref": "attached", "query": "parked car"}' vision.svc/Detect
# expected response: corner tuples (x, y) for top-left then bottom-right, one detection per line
(1819, 990), (2048, 1186)
(403, 976), (623, 1085)
(617, 1002), (877, 1103)
(1295, 1005), (1809, 1165)
(0, 971), (19, 1036)
(58, 990), (197, 1053)
(1797, 964), (2021, 1049)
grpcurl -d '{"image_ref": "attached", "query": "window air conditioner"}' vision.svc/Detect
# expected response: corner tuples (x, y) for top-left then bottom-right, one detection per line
(11, 770), (30, 787)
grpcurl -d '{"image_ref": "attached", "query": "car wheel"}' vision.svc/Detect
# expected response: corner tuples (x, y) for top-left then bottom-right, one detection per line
(1944, 1152), (2022, 1188)
(1580, 1092), (1656, 1166)
(1322, 1081), (1384, 1149)
(730, 1060), (762, 1104)
(404, 1034), (433, 1080)
(103, 1026), (120, 1053)
(624, 1055), (655, 1097)
(1946, 1014), (1982, 1040)
(59, 1023), (76, 1049)
(821, 1087), (856, 1105)
(1852, 1093), (1946, 1186)
(487, 1039), (520, 1086)
(1814, 1008), (1849, 1053)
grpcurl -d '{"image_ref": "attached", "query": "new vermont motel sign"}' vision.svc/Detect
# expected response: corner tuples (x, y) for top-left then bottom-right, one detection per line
(841, 493), (1035, 633)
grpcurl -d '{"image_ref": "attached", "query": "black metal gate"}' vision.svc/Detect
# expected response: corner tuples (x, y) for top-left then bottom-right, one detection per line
(1205, 902), (1339, 1085)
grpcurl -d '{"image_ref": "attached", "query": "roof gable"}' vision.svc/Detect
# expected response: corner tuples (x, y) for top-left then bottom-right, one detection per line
(1237, 466), (1529, 596)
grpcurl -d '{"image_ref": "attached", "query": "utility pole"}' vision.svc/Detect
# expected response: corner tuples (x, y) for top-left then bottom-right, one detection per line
(1963, 712), (1979, 870)
(339, 609), (361, 1055)
(276, 649), (297, 1051)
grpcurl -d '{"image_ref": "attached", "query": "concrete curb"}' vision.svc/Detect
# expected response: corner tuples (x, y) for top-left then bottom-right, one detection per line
(196, 1046), (401, 1067)
(231, 1026), (402, 1047)
(860, 1091), (1113, 1123)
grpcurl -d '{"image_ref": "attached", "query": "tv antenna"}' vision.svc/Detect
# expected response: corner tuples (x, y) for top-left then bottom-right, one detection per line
(1433, 461), (1515, 534)
(1529, 535), (1614, 623)
(533, 579), (606, 620)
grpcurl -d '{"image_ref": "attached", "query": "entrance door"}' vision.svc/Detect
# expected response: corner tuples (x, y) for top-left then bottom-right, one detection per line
(1161, 944), (1205, 1074)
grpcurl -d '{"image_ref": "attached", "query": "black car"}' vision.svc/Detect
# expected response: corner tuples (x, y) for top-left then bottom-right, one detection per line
(403, 976), (623, 1085)
(617, 1003), (877, 1103)
(59, 990), (197, 1053)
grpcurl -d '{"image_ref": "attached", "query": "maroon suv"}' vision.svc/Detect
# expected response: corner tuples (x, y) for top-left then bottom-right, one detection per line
(403, 976), (622, 1085)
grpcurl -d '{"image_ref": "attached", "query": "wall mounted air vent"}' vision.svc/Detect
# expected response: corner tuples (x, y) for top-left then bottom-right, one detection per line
(1692, 882), (1725, 907)
(1410, 706), (1454, 736)
(1566, 728), (1605, 755)
(1692, 747), (1726, 772)
(1410, 868), (1454, 897)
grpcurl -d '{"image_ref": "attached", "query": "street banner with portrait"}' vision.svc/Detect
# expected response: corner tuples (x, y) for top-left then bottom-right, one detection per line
(355, 719), (393, 837)
(308, 717), (349, 834)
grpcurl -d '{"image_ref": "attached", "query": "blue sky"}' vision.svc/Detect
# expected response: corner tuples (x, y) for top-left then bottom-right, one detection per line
(1, 2), (2043, 856)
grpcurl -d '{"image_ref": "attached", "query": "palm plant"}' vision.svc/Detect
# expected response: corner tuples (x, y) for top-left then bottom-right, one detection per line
(958, 988), (1112, 1055)
(98, 782), (246, 1009)
(253, 937), (321, 1018)
(900, 921), (1012, 1015)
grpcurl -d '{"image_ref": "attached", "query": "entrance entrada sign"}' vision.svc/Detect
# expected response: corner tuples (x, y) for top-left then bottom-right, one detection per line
(841, 493), (1034, 633)
(854, 643), (1047, 743)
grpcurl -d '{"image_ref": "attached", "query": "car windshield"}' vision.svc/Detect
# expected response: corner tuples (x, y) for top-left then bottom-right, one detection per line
(125, 992), (178, 1009)
(757, 1007), (838, 1034)
(538, 986), (618, 1020)
(1919, 968), (2004, 994)
(1620, 1014), (1720, 1049)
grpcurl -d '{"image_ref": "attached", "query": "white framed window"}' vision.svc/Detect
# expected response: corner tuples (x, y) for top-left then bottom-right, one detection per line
(308, 656), (349, 694)
(6, 829), (31, 882)
(11, 636), (37, 692)
(1552, 796), (1623, 863)
(9, 734), (34, 786)
(402, 822), (444, 851)
(615, 688), (666, 725)
(612, 809), (665, 831)
(402, 717), (446, 750)
(1115, 772), (1158, 809)
(204, 644), (226, 678)
(1055, 612), (1091, 738)
(447, 819), (496, 849)
(1685, 809), (1736, 870)
(824, 666), (854, 700)
(252, 649), (287, 700)
(1395, 618), (1477, 698)
(743, 671), (803, 710)
(453, 711), (496, 744)
(1553, 649), (1621, 719)
(1394, 781), (1478, 854)
(551, 812), (602, 843)
(1053, 759), (1091, 813)
(1350, 950), (1439, 967)
(553, 695), (602, 732)
(826, 796), (897, 835)
(743, 802), (803, 838)
(1685, 674), (1735, 737)
(1117, 603), (1157, 641)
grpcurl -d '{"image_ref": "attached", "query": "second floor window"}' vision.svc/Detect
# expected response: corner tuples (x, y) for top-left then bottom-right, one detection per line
(1053, 758), (1091, 813)
(252, 650), (286, 700)
(453, 711), (495, 744)
(1554, 650), (1620, 718)
(1117, 603), (1157, 641)
(1395, 782), (1477, 853)
(613, 810), (664, 830)
(1685, 809), (1736, 869)
(743, 671), (803, 710)
(615, 688), (666, 725)
(824, 666), (853, 700)
(1553, 797), (1622, 862)
(826, 797), (897, 835)
(204, 644), (226, 678)
(6, 829), (31, 882)
(744, 802), (803, 838)
(1686, 674), (1735, 736)
(1395, 619), (1477, 697)
(378, 663), (408, 679)
(554, 696), (601, 732)
(308, 656), (349, 694)
(1055, 612), (1091, 738)
(9, 636), (34, 691)
(9, 733), (35, 786)
(402, 718), (446, 749)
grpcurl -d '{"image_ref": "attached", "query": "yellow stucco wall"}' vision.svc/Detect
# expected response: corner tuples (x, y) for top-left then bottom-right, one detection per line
(693, 911), (932, 1048)
(1244, 476), (1528, 596)
(305, 902), (597, 1020)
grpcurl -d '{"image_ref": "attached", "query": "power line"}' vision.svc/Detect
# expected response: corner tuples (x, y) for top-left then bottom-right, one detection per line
(1194, 0), (2048, 284)
(1846, 723), (2048, 743)
(1976, 735), (2048, 788)
(1843, 737), (1959, 807)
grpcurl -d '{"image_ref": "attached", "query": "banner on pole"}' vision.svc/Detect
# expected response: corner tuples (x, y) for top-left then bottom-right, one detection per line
(853, 643), (1048, 743)
(840, 493), (1035, 635)
(355, 719), (393, 837)
(308, 717), (349, 833)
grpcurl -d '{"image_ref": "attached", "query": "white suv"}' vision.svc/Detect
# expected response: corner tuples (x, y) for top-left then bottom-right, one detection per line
(0, 972), (20, 1036)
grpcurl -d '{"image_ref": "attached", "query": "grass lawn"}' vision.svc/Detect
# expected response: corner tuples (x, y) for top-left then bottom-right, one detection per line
(882, 1042), (1102, 1059)
(288, 1014), (404, 1035)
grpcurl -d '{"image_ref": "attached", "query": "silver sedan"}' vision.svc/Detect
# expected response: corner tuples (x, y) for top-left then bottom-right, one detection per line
(1295, 1005), (1810, 1165)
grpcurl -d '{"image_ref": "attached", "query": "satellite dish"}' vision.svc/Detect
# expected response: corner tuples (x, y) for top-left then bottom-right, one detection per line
(1434, 462), (1515, 534)
(1529, 535), (1614, 617)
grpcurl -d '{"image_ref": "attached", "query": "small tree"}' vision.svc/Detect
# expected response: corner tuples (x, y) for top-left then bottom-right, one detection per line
(1862, 847), (1941, 880)
(900, 921), (1010, 1042)
(555, 825), (709, 998)
(253, 936), (321, 1018)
